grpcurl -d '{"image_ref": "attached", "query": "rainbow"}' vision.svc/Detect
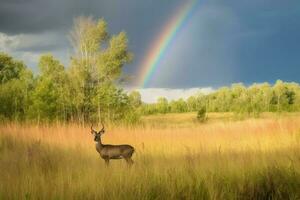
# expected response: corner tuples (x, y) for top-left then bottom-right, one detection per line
(137, 0), (201, 88)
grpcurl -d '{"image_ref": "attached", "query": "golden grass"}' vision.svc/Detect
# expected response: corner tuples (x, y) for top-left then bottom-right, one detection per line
(0, 113), (300, 199)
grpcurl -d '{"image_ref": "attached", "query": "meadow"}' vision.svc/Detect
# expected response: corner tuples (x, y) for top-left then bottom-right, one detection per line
(0, 113), (300, 200)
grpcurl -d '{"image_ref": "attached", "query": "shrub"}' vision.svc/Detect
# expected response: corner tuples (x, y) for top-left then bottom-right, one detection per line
(197, 107), (207, 122)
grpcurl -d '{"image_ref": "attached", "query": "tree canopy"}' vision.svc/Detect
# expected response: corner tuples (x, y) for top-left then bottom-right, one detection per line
(140, 81), (300, 116)
(0, 17), (135, 124)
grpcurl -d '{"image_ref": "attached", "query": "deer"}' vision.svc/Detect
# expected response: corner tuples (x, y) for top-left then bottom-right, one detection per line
(90, 123), (135, 166)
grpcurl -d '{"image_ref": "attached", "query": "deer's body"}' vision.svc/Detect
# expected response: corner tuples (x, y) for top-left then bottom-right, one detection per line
(95, 141), (134, 161)
(91, 124), (134, 165)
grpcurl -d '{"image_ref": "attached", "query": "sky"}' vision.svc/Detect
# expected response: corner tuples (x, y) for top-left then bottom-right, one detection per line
(0, 0), (300, 102)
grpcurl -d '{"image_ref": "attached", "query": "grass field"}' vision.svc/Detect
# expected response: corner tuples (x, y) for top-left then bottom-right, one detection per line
(0, 113), (300, 199)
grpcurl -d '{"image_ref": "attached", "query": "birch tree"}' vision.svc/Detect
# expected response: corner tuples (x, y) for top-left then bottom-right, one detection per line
(69, 16), (132, 124)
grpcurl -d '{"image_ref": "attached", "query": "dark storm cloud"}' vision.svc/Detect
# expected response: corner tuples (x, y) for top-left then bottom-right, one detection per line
(0, 0), (109, 33)
(0, 0), (180, 72)
(0, 0), (177, 34)
(0, 0), (299, 88)
(0, 0), (66, 33)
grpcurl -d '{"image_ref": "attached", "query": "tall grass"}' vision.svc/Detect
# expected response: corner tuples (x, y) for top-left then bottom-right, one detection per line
(0, 114), (300, 199)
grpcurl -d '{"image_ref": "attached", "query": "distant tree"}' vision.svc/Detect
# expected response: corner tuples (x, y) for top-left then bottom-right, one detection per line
(230, 83), (249, 115)
(187, 96), (197, 111)
(140, 103), (156, 115)
(294, 87), (300, 111)
(195, 93), (207, 111)
(170, 98), (188, 113)
(260, 83), (273, 112)
(129, 91), (142, 108)
(215, 87), (232, 112)
(156, 97), (169, 114)
(273, 80), (289, 112)
(287, 82), (300, 111)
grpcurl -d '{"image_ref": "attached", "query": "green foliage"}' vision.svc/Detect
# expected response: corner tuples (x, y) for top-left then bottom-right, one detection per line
(156, 97), (169, 113)
(140, 103), (158, 115)
(170, 98), (188, 113)
(197, 107), (207, 122)
(0, 53), (27, 84)
(141, 81), (300, 116)
(28, 55), (68, 122)
(122, 110), (141, 126)
(129, 91), (142, 108)
(95, 85), (133, 122)
(0, 17), (300, 122)
(0, 53), (33, 121)
(68, 17), (133, 124)
(0, 17), (137, 124)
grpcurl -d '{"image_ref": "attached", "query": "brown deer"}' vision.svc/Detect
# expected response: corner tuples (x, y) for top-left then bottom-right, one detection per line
(90, 123), (135, 166)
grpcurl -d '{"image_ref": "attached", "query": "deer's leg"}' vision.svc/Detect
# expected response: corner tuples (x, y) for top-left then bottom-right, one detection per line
(125, 157), (134, 166)
(104, 159), (110, 166)
(129, 158), (134, 165)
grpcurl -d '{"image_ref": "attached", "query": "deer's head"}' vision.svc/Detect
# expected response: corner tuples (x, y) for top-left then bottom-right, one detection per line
(91, 123), (105, 142)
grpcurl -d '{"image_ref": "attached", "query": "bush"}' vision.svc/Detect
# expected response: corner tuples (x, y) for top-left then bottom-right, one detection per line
(122, 110), (141, 126)
(197, 107), (207, 122)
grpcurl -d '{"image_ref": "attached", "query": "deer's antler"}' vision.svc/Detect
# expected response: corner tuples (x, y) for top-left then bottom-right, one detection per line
(91, 125), (96, 134)
(101, 122), (105, 131)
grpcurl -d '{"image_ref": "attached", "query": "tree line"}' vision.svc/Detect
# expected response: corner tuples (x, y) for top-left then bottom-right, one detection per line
(1, 17), (299, 124)
(139, 81), (300, 116)
(0, 17), (138, 124)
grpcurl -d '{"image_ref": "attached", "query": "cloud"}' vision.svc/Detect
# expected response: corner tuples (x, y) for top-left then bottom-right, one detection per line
(128, 87), (214, 103)
(0, 32), (67, 52)
(0, 32), (21, 51)
(0, 32), (40, 65)
(0, 31), (69, 70)
(18, 52), (41, 64)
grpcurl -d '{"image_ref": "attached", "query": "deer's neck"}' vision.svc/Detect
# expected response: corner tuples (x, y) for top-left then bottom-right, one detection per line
(95, 138), (104, 151)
